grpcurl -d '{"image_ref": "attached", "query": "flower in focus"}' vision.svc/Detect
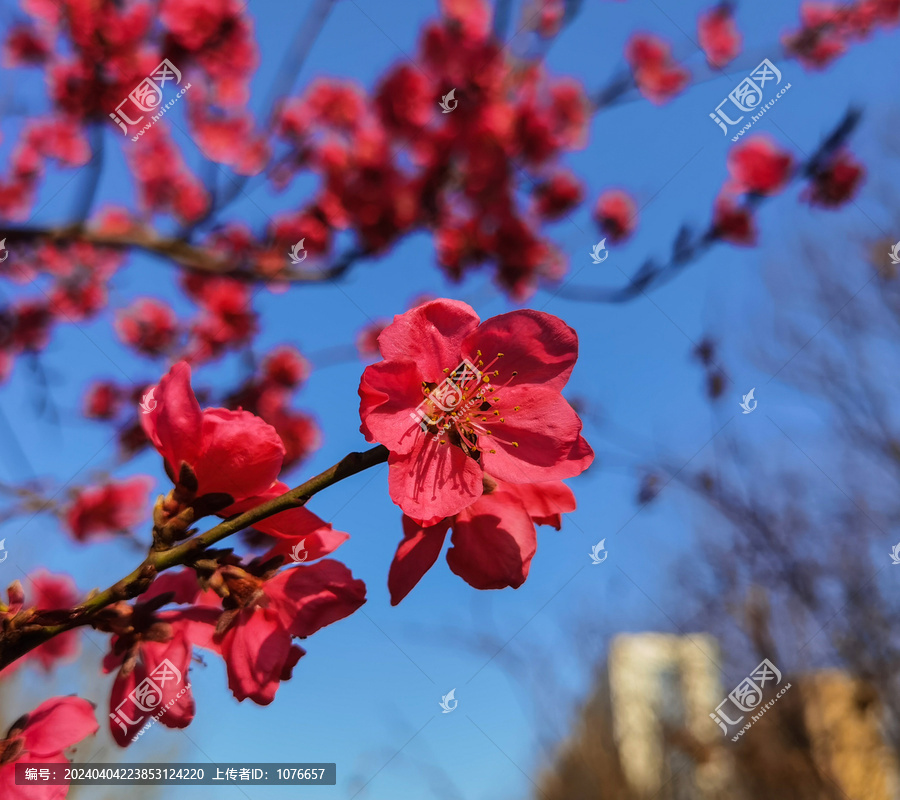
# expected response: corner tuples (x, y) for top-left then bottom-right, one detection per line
(389, 478), (576, 604)
(358, 299), (593, 521)
(0, 696), (98, 795)
(141, 361), (285, 504)
(196, 560), (366, 704)
(65, 476), (154, 541)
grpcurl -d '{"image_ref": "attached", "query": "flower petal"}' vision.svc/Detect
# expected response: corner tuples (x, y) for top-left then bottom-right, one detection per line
(358, 359), (429, 453)
(141, 362), (203, 471)
(222, 607), (295, 705)
(480, 388), (593, 483)
(447, 490), (537, 590)
(388, 516), (451, 604)
(375, 299), (480, 380)
(195, 408), (285, 499)
(267, 559), (367, 638)
(387, 444), (483, 520)
(21, 696), (98, 757)
(499, 480), (576, 529)
(462, 309), (577, 391)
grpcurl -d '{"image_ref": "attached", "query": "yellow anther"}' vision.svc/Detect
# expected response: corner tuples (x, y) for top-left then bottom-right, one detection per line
(512, 442), (519, 447)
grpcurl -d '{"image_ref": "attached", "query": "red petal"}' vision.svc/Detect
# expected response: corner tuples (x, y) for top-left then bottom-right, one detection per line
(141, 362), (203, 471)
(358, 359), (430, 454)
(388, 517), (451, 604)
(374, 299), (480, 383)
(268, 560), (367, 638)
(480, 387), (593, 483)
(21, 696), (98, 757)
(447, 491), (537, 590)
(461, 309), (578, 391)
(222, 607), (293, 705)
(195, 408), (285, 499)
(387, 444), (483, 520)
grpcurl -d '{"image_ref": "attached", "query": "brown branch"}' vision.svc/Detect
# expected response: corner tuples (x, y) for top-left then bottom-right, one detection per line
(0, 443), (389, 670)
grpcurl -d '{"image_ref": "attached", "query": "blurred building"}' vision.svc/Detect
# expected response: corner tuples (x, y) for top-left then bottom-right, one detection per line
(536, 633), (900, 800)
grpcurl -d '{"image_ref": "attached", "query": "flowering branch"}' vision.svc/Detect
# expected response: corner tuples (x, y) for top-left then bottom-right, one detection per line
(0, 223), (361, 283)
(555, 108), (862, 303)
(0, 443), (388, 671)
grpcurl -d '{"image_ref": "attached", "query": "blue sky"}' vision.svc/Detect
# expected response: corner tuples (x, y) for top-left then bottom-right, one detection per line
(1, 0), (899, 797)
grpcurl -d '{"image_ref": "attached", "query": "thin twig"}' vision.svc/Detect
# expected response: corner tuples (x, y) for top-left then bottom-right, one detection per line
(0, 443), (389, 670)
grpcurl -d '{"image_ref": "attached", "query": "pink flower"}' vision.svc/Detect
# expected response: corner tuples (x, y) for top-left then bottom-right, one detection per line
(262, 346), (310, 388)
(160, 0), (246, 51)
(727, 136), (794, 195)
(2, 25), (51, 67)
(358, 299), (593, 521)
(0, 696), (98, 796)
(626, 34), (690, 104)
(83, 381), (122, 419)
(804, 149), (865, 207)
(65, 477), (154, 541)
(594, 189), (638, 243)
(2, 571), (82, 674)
(698, 6), (742, 68)
(104, 624), (199, 747)
(115, 298), (178, 357)
(198, 561), (366, 704)
(141, 362), (285, 503)
(389, 479), (575, 604)
(356, 320), (390, 360)
(712, 194), (756, 246)
(533, 171), (584, 220)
